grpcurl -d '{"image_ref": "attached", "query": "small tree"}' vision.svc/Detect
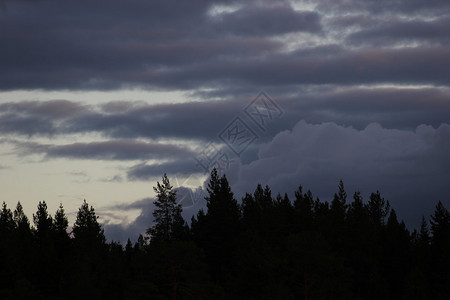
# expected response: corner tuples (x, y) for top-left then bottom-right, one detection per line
(147, 174), (187, 243)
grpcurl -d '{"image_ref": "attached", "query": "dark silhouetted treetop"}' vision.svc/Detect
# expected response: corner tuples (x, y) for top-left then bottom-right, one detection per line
(294, 185), (314, 229)
(54, 203), (69, 236)
(205, 168), (240, 223)
(430, 201), (450, 247)
(13, 202), (30, 230)
(0, 201), (15, 234)
(367, 190), (390, 228)
(331, 179), (348, 221)
(72, 199), (106, 248)
(147, 173), (187, 243)
(33, 201), (53, 242)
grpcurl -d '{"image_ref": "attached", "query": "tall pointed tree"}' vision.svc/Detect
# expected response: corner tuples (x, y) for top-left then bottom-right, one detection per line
(147, 173), (187, 243)
(331, 180), (347, 221)
(72, 199), (106, 249)
(14, 202), (30, 232)
(33, 201), (53, 243)
(367, 191), (390, 228)
(54, 203), (70, 254)
(429, 201), (450, 297)
(13, 201), (33, 247)
(293, 186), (314, 231)
(54, 203), (69, 235)
(0, 202), (15, 235)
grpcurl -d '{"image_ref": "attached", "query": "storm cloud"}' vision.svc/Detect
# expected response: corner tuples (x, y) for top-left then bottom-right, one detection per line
(228, 120), (450, 228)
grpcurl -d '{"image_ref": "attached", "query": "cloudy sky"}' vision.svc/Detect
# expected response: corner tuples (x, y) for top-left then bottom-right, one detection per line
(1, 0), (449, 242)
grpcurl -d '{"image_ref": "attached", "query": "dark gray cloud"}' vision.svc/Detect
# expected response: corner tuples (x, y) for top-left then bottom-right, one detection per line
(11, 139), (195, 161)
(127, 159), (204, 181)
(1, 0), (450, 92)
(0, 0), (286, 90)
(347, 16), (450, 46)
(227, 120), (450, 229)
(210, 4), (322, 37)
(316, 0), (450, 15)
(2, 85), (449, 141)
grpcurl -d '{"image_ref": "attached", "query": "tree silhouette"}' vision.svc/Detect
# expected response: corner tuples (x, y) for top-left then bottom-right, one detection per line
(1, 177), (450, 299)
(0, 202), (15, 235)
(192, 168), (241, 285)
(429, 201), (450, 297)
(32, 201), (54, 247)
(147, 173), (187, 243)
(72, 199), (106, 249)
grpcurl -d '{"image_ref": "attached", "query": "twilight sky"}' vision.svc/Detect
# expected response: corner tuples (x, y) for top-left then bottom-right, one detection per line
(1, 0), (449, 243)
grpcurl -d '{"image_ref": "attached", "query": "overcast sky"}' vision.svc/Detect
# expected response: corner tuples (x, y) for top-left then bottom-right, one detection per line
(1, 0), (449, 243)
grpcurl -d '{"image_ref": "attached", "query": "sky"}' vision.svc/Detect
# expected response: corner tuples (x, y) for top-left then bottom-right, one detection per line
(1, 0), (449, 243)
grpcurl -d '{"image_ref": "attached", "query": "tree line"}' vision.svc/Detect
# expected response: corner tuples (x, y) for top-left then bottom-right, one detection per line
(1, 168), (449, 299)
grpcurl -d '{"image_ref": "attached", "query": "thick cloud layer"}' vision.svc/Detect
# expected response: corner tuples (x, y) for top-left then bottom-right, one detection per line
(2, 0), (450, 92)
(229, 121), (450, 228)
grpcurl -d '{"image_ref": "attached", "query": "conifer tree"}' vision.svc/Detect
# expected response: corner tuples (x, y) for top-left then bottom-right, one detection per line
(367, 191), (390, 228)
(33, 201), (53, 243)
(147, 174), (187, 243)
(293, 186), (314, 230)
(0, 202), (15, 234)
(54, 203), (69, 236)
(331, 180), (347, 221)
(429, 201), (450, 297)
(72, 199), (106, 248)
(206, 169), (241, 279)
(13, 202), (30, 232)
(53, 203), (70, 255)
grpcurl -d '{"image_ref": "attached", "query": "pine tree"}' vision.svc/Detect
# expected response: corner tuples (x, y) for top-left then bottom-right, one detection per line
(147, 174), (187, 243)
(192, 168), (241, 284)
(13, 202), (30, 232)
(331, 180), (347, 221)
(430, 201), (450, 248)
(53, 203), (70, 256)
(205, 168), (240, 224)
(13, 201), (33, 249)
(293, 186), (314, 231)
(429, 201), (450, 297)
(382, 209), (412, 298)
(367, 191), (390, 228)
(72, 199), (106, 249)
(54, 203), (69, 236)
(33, 201), (53, 243)
(0, 202), (16, 235)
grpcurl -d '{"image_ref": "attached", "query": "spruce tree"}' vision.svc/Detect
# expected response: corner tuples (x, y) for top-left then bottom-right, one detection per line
(72, 199), (106, 249)
(147, 173), (187, 243)
(202, 168), (241, 283)
(54, 203), (69, 236)
(367, 190), (390, 228)
(429, 201), (450, 297)
(0, 202), (15, 235)
(13, 202), (30, 232)
(33, 201), (53, 243)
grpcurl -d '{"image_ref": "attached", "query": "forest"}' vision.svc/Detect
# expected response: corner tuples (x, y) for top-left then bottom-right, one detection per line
(1, 169), (449, 299)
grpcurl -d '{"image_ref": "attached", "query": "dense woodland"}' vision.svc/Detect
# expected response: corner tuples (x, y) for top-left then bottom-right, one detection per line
(1, 169), (449, 299)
